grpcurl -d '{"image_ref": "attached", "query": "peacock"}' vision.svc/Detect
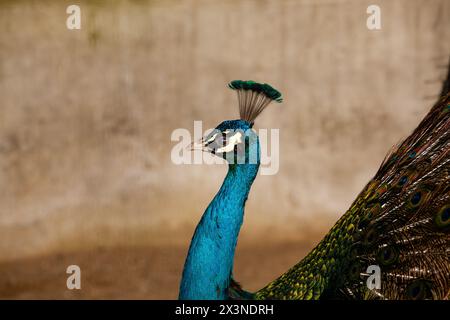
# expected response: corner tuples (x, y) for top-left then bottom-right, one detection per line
(178, 76), (450, 300)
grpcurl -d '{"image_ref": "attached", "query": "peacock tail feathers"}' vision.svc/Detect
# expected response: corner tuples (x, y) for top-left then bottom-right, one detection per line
(228, 80), (282, 124)
(255, 92), (450, 300)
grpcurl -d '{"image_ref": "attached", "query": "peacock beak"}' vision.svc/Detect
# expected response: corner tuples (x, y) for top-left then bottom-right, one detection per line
(187, 138), (208, 152)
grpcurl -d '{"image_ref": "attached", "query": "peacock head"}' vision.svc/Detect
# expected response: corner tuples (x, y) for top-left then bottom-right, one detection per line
(193, 119), (257, 164)
(192, 80), (282, 165)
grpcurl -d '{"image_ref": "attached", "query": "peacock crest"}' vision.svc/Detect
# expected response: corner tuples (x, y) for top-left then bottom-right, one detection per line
(228, 80), (282, 124)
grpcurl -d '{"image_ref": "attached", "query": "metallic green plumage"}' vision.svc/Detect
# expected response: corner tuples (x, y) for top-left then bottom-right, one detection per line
(255, 93), (450, 300)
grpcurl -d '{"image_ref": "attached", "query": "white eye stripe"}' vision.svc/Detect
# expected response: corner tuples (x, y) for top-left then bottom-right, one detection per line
(205, 133), (218, 143)
(215, 132), (243, 153)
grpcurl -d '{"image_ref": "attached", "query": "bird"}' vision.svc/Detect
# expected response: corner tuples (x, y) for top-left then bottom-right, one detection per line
(178, 75), (450, 300)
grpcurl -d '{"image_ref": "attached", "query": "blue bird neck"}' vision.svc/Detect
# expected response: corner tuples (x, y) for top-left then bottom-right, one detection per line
(179, 161), (260, 300)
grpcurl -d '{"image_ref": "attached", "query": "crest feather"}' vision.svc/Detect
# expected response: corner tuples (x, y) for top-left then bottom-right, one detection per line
(228, 80), (282, 123)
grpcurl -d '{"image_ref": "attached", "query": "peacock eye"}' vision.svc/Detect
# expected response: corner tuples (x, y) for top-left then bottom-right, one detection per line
(407, 186), (432, 209)
(377, 246), (399, 267)
(405, 280), (432, 300)
(434, 204), (450, 228)
(410, 192), (422, 205)
(443, 208), (450, 222)
(398, 175), (408, 186)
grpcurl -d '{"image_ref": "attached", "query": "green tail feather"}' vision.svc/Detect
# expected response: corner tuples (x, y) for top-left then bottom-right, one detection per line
(255, 92), (450, 300)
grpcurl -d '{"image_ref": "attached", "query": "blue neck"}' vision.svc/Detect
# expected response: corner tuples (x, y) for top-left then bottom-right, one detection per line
(179, 162), (259, 300)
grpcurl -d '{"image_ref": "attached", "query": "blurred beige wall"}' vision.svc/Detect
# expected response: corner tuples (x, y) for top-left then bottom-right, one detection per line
(0, 0), (449, 262)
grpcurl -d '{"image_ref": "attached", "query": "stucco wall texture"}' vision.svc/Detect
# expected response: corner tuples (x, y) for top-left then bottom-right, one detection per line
(0, 0), (449, 262)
